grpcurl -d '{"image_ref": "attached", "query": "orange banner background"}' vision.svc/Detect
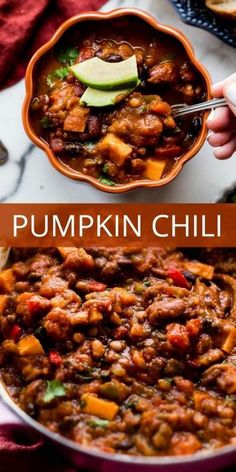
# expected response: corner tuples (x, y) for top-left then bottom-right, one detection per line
(0, 204), (234, 247)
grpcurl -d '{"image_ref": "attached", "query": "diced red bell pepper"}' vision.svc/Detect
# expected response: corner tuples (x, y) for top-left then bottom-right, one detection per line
(10, 324), (22, 342)
(49, 351), (62, 367)
(167, 268), (190, 289)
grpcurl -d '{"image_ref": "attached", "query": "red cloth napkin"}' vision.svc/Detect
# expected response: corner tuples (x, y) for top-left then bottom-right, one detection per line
(0, 0), (107, 89)
(0, 423), (77, 472)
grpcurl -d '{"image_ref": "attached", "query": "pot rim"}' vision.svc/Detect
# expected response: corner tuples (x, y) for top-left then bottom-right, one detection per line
(22, 7), (212, 194)
(1, 370), (236, 466)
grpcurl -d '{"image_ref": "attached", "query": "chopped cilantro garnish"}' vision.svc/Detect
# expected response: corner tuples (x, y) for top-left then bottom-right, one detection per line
(43, 380), (66, 403)
(85, 142), (96, 151)
(40, 116), (54, 129)
(164, 378), (174, 385)
(87, 419), (110, 429)
(143, 280), (151, 287)
(99, 176), (115, 186)
(102, 163), (109, 174)
(46, 67), (69, 88)
(124, 400), (138, 409)
(54, 67), (69, 79)
(57, 46), (78, 66)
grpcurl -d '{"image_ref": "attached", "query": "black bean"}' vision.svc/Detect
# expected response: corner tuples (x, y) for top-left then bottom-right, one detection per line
(183, 270), (196, 284)
(190, 116), (202, 136)
(64, 142), (82, 155)
(117, 439), (133, 450)
(0, 141), (8, 165)
(60, 416), (79, 432)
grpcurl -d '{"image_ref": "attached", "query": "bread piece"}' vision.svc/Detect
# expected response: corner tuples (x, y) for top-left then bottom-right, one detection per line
(206, 0), (236, 19)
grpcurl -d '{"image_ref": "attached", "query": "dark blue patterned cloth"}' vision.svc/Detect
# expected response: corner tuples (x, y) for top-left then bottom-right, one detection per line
(171, 0), (236, 48)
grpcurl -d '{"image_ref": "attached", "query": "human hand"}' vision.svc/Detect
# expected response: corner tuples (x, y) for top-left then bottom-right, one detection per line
(207, 73), (236, 159)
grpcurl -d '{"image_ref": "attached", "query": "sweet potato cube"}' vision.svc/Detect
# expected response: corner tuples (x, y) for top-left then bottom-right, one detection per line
(0, 295), (8, 314)
(185, 262), (214, 280)
(57, 247), (76, 259)
(143, 159), (166, 180)
(81, 393), (119, 420)
(98, 133), (132, 167)
(0, 269), (15, 293)
(113, 288), (136, 306)
(64, 105), (90, 133)
(148, 100), (171, 116)
(18, 335), (45, 356)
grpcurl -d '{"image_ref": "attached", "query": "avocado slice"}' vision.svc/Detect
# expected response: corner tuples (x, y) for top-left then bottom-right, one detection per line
(80, 82), (139, 107)
(70, 55), (138, 91)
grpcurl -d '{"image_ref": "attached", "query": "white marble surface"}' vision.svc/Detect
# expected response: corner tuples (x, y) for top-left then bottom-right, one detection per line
(0, 0), (235, 203)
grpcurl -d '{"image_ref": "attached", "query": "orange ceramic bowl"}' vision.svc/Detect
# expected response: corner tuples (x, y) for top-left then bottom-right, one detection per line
(22, 8), (211, 194)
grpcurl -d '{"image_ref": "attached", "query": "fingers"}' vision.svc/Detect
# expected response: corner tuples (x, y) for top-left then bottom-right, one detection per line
(206, 107), (236, 132)
(212, 135), (236, 160)
(224, 81), (236, 116)
(207, 130), (234, 147)
(211, 73), (236, 98)
(208, 75), (236, 159)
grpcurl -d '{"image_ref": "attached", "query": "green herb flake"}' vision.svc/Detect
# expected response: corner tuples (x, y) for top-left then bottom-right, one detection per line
(102, 163), (109, 174)
(124, 400), (137, 410)
(87, 419), (110, 429)
(164, 377), (174, 385)
(99, 176), (115, 186)
(44, 380), (66, 403)
(80, 399), (87, 409)
(143, 280), (151, 287)
(57, 47), (78, 66)
(40, 116), (54, 129)
(54, 67), (69, 79)
(85, 142), (96, 151)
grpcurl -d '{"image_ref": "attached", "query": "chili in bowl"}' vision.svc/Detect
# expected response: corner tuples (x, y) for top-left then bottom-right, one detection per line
(23, 9), (211, 193)
(1, 247), (236, 470)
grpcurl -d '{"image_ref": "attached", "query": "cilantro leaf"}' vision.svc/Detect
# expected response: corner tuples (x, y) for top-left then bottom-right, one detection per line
(87, 419), (110, 428)
(57, 47), (78, 66)
(102, 163), (109, 174)
(40, 116), (54, 129)
(99, 176), (115, 186)
(44, 380), (66, 402)
(54, 67), (69, 79)
(143, 280), (151, 287)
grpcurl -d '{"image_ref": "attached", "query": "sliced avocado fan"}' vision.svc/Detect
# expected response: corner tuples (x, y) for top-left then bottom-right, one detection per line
(80, 82), (140, 107)
(70, 55), (138, 91)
